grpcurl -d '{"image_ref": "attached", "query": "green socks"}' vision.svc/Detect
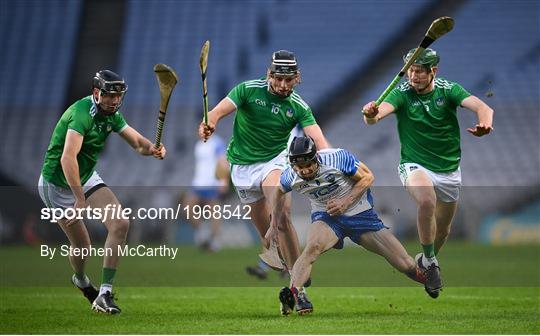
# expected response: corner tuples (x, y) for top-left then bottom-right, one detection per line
(422, 243), (436, 259)
(102, 267), (116, 286)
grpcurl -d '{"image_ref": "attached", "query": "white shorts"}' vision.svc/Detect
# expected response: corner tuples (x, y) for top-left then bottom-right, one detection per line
(230, 150), (288, 204)
(398, 163), (461, 202)
(38, 171), (106, 209)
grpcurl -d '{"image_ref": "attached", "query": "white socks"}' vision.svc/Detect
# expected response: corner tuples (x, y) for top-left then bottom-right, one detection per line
(99, 284), (113, 296)
(423, 255), (439, 268)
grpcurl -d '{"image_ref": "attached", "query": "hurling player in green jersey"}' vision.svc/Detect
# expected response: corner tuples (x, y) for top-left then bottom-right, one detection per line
(39, 70), (166, 314)
(362, 48), (493, 298)
(199, 50), (329, 279)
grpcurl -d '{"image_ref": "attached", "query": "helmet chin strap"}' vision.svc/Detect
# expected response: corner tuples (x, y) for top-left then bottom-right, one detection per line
(93, 90), (122, 114)
(91, 93), (104, 113)
(268, 82), (293, 97)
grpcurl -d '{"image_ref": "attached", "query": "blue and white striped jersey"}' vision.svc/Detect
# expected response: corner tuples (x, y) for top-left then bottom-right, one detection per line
(280, 148), (373, 216)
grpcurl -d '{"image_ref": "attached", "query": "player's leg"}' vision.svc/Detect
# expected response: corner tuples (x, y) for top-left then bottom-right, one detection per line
(229, 163), (273, 244)
(406, 169), (438, 261)
(185, 189), (222, 251)
(244, 197), (286, 279)
(206, 198), (222, 251)
(246, 256), (272, 280)
(57, 218), (99, 303)
(262, 169), (300, 269)
(434, 200), (458, 254)
(280, 220), (338, 315)
(38, 175), (98, 304)
(86, 186), (128, 314)
(357, 229), (425, 285)
(291, 220), (338, 289)
(404, 168), (442, 297)
(57, 218), (91, 279)
(246, 196), (271, 242)
(230, 164), (285, 277)
(183, 191), (202, 230)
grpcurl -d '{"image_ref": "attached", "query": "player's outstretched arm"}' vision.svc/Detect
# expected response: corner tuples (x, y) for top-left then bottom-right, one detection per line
(326, 162), (374, 216)
(461, 95), (494, 137)
(303, 124), (330, 149)
(198, 98), (236, 142)
(362, 101), (395, 125)
(119, 126), (166, 159)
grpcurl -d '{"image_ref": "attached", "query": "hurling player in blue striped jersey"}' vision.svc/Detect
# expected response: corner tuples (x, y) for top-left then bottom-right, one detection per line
(266, 137), (426, 315)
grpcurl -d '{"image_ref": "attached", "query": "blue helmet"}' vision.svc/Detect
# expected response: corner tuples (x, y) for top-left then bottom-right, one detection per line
(288, 136), (317, 165)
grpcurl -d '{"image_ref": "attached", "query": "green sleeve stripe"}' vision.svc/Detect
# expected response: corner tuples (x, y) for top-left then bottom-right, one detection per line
(290, 94), (309, 110)
(245, 83), (267, 88)
(244, 79), (266, 85)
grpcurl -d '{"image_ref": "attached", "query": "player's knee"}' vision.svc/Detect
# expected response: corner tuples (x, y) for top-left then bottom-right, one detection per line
(418, 197), (436, 215)
(110, 218), (130, 238)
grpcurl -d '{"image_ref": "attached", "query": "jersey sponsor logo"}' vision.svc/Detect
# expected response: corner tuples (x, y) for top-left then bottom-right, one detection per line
(255, 99), (267, 107)
(436, 97), (445, 106)
(307, 182), (339, 199)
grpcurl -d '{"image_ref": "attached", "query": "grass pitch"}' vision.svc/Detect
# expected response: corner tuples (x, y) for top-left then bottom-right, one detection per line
(1, 243), (539, 334)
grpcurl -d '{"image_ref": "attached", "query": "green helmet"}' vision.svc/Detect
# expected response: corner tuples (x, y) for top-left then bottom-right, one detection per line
(403, 48), (440, 68)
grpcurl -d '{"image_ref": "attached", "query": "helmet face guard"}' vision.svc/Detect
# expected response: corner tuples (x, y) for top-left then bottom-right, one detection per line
(92, 70), (128, 113)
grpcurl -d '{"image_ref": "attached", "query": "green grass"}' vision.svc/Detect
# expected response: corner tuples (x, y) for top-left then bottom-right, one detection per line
(1, 243), (539, 334)
(1, 287), (538, 334)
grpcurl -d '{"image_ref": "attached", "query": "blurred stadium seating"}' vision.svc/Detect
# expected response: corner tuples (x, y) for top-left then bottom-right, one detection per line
(0, 0), (82, 185)
(324, 0), (540, 225)
(327, 0), (539, 187)
(0, 0), (538, 243)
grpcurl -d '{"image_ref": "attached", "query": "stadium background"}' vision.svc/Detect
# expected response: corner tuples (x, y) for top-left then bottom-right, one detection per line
(1, 0), (538, 247)
(0, 0), (539, 334)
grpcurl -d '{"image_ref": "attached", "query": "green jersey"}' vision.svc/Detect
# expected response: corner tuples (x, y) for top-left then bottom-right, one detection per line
(41, 96), (128, 188)
(226, 78), (317, 164)
(384, 78), (471, 172)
